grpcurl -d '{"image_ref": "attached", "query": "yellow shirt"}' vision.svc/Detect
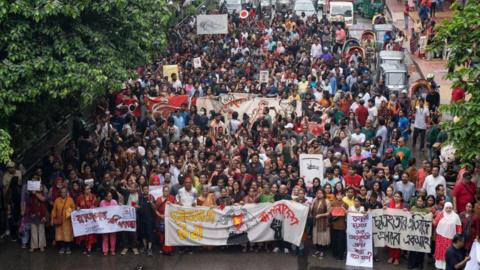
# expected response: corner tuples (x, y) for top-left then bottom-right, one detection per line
(342, 196), (354, 207)
(298, 81), (309, 94)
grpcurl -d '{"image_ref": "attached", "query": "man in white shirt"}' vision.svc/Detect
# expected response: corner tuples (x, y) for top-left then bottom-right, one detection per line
(367, 99), (378, 124)
(412, 99), (429, 150)
(176, 177), (197, 207)
(310, 39), (323, 59)
(350, 127), (366, 146)
(171, 73), (182, 91)
(374, 92), (388, 109)
(422, 166), (446, 197)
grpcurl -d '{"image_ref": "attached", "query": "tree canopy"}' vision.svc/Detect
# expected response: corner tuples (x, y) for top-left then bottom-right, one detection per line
(0, 0), (173, 164)
(430, 1), (480, 162)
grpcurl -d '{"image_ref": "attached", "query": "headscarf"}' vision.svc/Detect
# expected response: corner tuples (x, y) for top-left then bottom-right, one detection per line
(436, 202), (462, 239)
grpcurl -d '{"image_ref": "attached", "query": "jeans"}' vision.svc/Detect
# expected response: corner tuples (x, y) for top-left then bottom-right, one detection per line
(412, 127), (426, 150)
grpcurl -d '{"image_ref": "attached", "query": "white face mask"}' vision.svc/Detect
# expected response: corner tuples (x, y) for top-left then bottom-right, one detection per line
(198, 111), (205, 116)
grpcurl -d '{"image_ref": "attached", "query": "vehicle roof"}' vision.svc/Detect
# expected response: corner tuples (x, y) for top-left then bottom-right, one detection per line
(373, 24), (394, 31)
(379, 50), (405, 60)
(380, 63), (407, 72)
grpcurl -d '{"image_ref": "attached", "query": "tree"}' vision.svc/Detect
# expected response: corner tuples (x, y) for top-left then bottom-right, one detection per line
(430, 1), (480, 162)
(0, 0), (173, 163)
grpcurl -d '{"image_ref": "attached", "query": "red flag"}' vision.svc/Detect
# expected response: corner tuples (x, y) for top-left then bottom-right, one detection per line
(144, 95), (196, 118)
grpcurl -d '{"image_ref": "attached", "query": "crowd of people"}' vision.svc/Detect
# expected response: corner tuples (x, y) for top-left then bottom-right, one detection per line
(0, 4), (479, 270)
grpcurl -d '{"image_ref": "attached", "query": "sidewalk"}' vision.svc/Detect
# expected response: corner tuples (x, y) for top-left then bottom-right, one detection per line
(385, 0), (454, 104)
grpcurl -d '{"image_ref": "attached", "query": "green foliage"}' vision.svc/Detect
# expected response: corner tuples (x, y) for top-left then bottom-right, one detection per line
(430, 1), (480, 162)
(0, 129), (13, 164)
(0, 0), (173, 164)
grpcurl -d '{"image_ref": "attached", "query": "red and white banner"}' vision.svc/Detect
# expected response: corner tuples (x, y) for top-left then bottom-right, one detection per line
(71, 205), (136, 236)
(165, 200), (308, 246)
(196, 93), (302, 123)
(144, 95), (195, 119)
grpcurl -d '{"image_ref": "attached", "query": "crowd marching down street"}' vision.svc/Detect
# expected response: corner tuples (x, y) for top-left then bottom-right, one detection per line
(1, 1), (478, 270)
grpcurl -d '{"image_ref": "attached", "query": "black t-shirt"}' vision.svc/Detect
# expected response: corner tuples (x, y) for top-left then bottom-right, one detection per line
(274, 193), (292, 202)
(445, 245), (466, 270)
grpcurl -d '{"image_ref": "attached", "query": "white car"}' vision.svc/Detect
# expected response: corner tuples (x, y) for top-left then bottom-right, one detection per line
(293, 0), (318, 18)
(317, 0), (325, 10)
(223, 0), (243, 13)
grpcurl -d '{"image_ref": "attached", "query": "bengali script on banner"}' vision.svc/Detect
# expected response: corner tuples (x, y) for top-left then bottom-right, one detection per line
(196, 93), (302, 124)
(165, 200), (308, 246)
(71, 205), (136, 237)
(346, 214), (373, 268)
(371, 208), (432, 253)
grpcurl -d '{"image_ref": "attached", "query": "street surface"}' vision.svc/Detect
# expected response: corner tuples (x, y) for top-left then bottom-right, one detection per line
(0, 240), (435, 270)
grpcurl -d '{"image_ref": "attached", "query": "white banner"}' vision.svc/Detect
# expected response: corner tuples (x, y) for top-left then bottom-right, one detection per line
(466, 241), (480, 270)
(196, 14), (228, 35)
(165, 200), (308, 246)
(371, 208), (432, 253)
(346, 214), (373, 268)
(71, 205), (136, 237)
(299, 154), (324, 186)
(196, 93), (302, 125)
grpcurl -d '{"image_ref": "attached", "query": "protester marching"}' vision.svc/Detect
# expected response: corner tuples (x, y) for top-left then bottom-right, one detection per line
(1, 2), (479, 270)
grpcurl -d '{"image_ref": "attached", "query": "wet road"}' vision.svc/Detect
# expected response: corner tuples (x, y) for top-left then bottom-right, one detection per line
(0, 239), (435, 270)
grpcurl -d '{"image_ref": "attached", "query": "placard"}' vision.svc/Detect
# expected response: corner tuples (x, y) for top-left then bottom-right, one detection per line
(331, 206), (346, 217)
(84, 178), (94, 187)
(193, 57), (202, 68)
(346, 214), (373, 268)
(149, 185), (163, 200)
(27, 180), (41, 191)
(163, 65), (179, 82)
(259, 70), (269, 83)
(299, 154), (325, 186)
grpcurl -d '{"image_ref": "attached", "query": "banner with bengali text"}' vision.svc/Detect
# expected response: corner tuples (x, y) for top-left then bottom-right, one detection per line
(346, 214), (373, 268)
(71, 205), (136, 237)
(196, 93), (302, 125)
(165, 200), (308, 246)
(371, 208), (433, 253)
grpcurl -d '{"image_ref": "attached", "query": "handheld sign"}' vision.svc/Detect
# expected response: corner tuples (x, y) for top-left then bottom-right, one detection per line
(27, 180), (41, 191)
(193, 57), (202, 69)
(239, 10), (249, 19)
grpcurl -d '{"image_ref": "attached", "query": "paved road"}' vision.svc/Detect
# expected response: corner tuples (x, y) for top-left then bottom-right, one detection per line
(0, 239), (436, 270)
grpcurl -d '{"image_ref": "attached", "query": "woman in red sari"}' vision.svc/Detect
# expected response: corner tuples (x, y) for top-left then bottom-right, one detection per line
(155, 185), (176, 255)
(387, 191), (408, 265)
(459, 202), (477, 251)
(75, 185), (98, 255)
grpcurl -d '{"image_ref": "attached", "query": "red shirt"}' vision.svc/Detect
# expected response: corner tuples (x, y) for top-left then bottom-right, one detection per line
(451, 87), (465, 102)
(355, 105), (369, 127)
(344, 174), (363, 189)
(453, 181), (476, 213)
